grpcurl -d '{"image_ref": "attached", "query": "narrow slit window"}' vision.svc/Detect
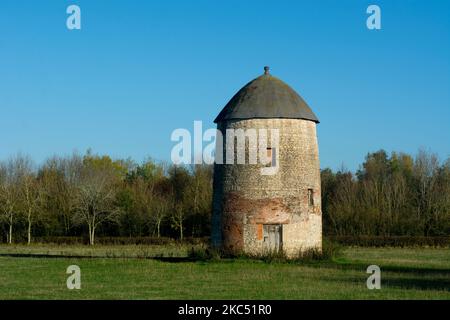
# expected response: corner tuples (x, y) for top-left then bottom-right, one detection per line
(308, 189), (314, 207)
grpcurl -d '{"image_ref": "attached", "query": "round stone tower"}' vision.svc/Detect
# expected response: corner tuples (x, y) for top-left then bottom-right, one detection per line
(211, 67), (321, 257)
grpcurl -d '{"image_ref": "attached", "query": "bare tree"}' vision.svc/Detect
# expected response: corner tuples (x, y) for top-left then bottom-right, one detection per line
(151, 194), (170, 238)
(6, 155), (45, 244)
(171, 203), (184, 240)
(0, 156), (23, 243)
(73, 164), (120, 245)
(413, 149), (440, 235)
(21, 168), (43, 244)
(168, 165), (191, 240)
(0, 168), (17, 243)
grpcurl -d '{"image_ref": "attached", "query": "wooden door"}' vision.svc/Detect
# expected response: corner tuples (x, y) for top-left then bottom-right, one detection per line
(263, 224), (282, 252)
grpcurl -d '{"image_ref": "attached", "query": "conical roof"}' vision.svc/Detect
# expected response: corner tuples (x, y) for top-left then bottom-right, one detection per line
(214, 67), (319, 123)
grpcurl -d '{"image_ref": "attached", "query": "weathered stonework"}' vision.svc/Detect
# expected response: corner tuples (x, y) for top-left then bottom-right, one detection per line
(212, 118), (322, 257)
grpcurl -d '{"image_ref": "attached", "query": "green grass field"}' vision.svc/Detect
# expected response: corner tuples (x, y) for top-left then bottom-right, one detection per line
(0, 244), (449, 299)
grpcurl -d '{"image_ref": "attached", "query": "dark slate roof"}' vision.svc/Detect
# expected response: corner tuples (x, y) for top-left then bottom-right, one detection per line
(214, 69), (319, 123)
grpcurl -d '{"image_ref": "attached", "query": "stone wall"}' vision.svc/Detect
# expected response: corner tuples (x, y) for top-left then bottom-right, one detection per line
(211, 118), (322, 257)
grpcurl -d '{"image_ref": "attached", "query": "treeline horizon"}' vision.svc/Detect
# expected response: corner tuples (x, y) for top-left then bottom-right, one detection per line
(0, 148), (449, 244)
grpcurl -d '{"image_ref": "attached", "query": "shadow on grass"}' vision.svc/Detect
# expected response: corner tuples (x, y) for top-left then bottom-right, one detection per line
(0, 253), (192, 261)
(326, 260), (450, 276)
(0, 253), (93, 259)
(2, 251), (449, 276)
(316, 260), (450, 292)
(384, 277), (450, 291)
(323, 272), (450, 292)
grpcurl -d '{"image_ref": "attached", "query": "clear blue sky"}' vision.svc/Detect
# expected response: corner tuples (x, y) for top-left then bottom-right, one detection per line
(0, 0), (449, 171)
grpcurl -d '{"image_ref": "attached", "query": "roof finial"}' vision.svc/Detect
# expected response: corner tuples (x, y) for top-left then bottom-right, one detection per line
(264, 66), (270, 75)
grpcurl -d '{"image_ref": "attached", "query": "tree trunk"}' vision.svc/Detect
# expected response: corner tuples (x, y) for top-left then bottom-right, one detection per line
(27, 211), (32, 245)
(157, 220), (161, 238)
(27, 221), (31, 245)
(88, 223), (93, 245)
(180, 220), (183, 240)
(8, 219), (12, 244)
(91, 227), (95, 245)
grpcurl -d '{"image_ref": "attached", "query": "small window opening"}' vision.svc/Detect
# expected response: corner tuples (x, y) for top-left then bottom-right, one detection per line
(308, 189), (314, 207)
(266, 148), (276, 167)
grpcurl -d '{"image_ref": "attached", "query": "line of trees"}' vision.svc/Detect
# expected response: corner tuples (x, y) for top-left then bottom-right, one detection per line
(0, 150), (212, 245)
(322, 149), (450, 237)
(0, 148), (448, 244)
